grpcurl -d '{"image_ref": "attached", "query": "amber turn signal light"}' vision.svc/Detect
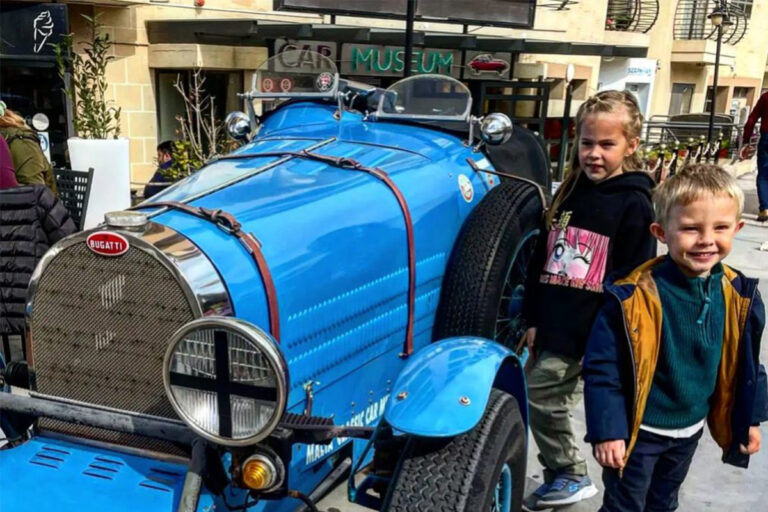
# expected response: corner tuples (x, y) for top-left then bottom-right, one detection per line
(241, 455), (277, 490)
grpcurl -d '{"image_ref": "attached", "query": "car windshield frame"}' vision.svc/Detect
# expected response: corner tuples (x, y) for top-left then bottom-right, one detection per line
(374, 74), (473, 123)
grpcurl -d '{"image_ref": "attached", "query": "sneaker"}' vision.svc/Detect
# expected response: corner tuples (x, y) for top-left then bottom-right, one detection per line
(522, 481), (551, 511)
(758, 210), (768, 222)
(536, 474), (598, 507)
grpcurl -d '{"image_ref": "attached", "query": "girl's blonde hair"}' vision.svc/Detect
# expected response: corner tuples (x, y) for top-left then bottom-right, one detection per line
(0, 108), (31, 131)
(546, 90), (645, 228)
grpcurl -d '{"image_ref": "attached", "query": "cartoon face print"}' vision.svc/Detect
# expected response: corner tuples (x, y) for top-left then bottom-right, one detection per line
(544, 227), (609, 284)
(546, 231), (592, 279)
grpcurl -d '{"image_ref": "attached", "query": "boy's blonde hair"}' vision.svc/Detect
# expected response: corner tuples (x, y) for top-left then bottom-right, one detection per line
(653, 164), (744, 227)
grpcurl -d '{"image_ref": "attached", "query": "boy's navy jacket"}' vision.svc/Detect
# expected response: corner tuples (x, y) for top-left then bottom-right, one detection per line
(583, 256), (768, 468)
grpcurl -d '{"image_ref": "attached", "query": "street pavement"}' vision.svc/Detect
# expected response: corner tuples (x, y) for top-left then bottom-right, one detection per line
(320, 167), (768, 511)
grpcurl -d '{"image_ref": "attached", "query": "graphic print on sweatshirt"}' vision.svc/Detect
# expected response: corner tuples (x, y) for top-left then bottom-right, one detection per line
(541, 224), (609, 293)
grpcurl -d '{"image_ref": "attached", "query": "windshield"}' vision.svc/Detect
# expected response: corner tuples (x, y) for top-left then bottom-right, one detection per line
(247, 50), (339, 115)
(375, 74), (472, 122)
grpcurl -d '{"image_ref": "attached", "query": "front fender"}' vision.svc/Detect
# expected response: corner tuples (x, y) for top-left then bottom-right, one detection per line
(384, 337), (527, 437)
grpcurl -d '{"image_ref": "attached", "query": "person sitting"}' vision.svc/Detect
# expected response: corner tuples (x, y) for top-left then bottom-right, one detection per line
(0, 100), (57, 194)
(143, 140), (174, 199)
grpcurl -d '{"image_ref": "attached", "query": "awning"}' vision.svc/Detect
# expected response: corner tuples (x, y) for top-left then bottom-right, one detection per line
(146, 19), (648, 58)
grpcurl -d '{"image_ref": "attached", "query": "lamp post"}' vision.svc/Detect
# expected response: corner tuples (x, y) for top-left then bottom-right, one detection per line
(403, 0), (416, 77)
(706, 1), (732, 150)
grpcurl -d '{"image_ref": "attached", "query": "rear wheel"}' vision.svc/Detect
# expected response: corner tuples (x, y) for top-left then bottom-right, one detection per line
(382, 389), (526, 512)
(434, 180), (542, 349)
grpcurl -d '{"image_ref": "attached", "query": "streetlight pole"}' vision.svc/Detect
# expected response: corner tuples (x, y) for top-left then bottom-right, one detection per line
(707, 1), (730, 152)
(404, 0), (416, 77)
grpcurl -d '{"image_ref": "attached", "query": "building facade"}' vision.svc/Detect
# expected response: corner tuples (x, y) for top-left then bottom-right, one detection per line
(1, 0), (766, 184)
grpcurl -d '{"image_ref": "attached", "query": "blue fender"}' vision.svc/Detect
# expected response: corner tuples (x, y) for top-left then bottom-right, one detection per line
(384, 337), (528, 437)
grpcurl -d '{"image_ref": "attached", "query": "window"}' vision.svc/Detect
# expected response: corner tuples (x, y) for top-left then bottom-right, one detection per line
(669, 83), (695, 116)
(155, 69), (243, 143)
(730, 0), (753, 18)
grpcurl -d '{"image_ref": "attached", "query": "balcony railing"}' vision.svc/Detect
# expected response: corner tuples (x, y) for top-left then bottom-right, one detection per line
(674, 0), (749, 44)
(605, 0), (659, 33)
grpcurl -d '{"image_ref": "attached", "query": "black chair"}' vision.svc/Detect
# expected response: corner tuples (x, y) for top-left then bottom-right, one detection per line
(54, 167), (94, 231)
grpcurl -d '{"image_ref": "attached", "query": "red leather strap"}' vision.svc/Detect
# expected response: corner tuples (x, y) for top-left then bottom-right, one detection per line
(137, 201), (281, 342)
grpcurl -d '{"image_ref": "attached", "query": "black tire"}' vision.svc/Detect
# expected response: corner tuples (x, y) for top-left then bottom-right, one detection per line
(382, 389), (526, 512)
(433, 180), (542, 348)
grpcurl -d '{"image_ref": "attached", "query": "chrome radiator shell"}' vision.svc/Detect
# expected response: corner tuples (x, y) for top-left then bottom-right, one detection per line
(26, 222), (232, 450)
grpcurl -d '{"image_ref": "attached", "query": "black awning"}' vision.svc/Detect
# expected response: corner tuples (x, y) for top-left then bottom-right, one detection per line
(146, 19), (647, 58)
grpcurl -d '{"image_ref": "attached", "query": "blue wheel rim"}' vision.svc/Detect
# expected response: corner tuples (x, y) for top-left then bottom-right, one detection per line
(494, 229), (539, 349)
(491, 463), (513, 512)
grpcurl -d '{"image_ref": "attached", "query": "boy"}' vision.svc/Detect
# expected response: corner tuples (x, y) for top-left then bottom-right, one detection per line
(583, 164), (768, 512)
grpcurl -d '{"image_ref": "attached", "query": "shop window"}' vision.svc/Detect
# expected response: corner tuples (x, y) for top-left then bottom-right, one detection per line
(155, 69), (243, 144)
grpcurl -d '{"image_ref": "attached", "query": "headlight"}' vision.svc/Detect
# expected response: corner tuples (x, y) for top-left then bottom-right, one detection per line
(163, 317), (288, 446)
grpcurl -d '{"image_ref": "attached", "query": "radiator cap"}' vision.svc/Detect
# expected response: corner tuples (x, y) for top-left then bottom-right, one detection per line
(104, 210), (148, 228)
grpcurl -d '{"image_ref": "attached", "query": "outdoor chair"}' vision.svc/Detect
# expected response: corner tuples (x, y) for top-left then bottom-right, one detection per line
(54, 167), (94, 231)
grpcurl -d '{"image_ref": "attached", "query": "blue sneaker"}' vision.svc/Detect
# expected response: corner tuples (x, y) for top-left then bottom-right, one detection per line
(536, 474), (598, 507)
(522, 481), (551, 511)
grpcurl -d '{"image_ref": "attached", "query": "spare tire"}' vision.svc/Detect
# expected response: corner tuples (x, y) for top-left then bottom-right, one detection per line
(433, 180), (543, 349)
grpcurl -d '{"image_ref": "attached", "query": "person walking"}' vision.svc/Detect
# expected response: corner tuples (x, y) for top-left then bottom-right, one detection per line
(521, 90), (657, 510)
(740, 90), (768, 222)
(0, 100), (57, 194)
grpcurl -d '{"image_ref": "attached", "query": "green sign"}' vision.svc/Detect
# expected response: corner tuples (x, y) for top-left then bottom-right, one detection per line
(341, 45), (460, 78)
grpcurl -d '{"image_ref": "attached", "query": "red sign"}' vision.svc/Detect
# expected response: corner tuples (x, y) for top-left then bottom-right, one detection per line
(279, 77), (294, 92)
(262, 77), (275, 92)
(86, 231), (130, 257)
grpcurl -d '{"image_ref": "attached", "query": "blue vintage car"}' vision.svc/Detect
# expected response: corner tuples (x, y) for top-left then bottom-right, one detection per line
(0, 52), (549, 512)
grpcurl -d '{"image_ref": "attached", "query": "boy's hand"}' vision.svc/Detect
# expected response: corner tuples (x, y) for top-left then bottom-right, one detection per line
(595, 440), (626, 468)
(740, 427), (761, 455)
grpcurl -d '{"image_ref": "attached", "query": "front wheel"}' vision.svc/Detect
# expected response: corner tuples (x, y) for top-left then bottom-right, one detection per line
(382, 389), (526, 512)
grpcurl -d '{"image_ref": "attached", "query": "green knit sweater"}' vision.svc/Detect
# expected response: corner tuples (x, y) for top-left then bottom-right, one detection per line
(643, 258), (725, 429)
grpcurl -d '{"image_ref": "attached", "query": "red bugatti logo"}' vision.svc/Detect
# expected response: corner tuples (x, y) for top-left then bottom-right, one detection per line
(86, 232), (129, 257)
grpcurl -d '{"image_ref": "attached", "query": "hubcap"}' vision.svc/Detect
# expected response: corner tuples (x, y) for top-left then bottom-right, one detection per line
(494, 229), (539, 349)
(491, 463), (513, 512)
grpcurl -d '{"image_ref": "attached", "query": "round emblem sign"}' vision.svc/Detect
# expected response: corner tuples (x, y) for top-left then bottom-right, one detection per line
(86, 231), (130, 257)
(458, 174), (474, 203)
(279, 78), (294, 92)
(261, 77), (275, 92)
(315, 72), (335, 92)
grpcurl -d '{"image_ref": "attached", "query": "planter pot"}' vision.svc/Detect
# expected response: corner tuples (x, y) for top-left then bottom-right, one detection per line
(67, 137), (130, 229)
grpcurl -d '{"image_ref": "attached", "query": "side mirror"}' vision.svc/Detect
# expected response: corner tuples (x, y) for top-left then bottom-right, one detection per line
(225, 111), (253, 141)
(480, 113), (513, 146)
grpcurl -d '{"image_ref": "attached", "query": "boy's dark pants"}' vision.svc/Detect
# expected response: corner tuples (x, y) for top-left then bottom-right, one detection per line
(599, 428), (703, 512)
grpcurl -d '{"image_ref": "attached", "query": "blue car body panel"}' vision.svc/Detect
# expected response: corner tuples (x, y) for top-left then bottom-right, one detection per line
(384, 337), (526, 437)
(0, 436), (189, 512)
(2, 101), (530, 511)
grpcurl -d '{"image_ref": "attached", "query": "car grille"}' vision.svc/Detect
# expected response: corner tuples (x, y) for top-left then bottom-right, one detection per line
(29, 241), (197, 453)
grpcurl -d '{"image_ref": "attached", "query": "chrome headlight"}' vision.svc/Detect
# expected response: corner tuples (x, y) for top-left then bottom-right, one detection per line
(163, 317), (288, 446)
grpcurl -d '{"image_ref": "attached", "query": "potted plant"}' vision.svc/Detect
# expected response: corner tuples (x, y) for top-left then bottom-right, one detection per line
(53, 13), (128, 229)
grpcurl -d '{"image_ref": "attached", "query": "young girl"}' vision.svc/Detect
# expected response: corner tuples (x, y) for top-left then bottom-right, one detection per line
(521, 90), (656, 510)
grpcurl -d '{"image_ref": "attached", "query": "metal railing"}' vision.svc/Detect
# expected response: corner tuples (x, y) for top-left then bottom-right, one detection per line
(605, 0), (659, 33)
(673, 0), (749, 44)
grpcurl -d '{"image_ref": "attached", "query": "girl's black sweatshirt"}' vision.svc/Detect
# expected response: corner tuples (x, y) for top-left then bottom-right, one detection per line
(522, 171), (656, 360)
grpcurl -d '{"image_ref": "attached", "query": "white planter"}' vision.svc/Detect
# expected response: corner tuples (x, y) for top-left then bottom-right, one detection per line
(67, 137), (131, 229)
